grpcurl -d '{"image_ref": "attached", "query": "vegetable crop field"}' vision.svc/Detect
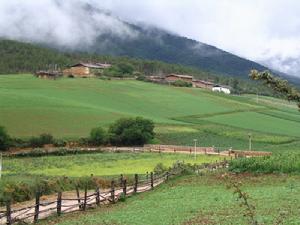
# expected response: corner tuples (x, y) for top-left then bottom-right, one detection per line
(3, 152), (220, 177)
(1, 74), (300, 151)
(0, 152), (222, 203)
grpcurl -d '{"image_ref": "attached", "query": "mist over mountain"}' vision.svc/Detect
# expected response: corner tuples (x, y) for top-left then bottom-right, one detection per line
(0, 1), (299, 83)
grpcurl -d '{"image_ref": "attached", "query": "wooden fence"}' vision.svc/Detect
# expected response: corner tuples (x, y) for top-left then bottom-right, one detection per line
(144, 145), (272, 157)
(0, 161), (228, 225)
(144, 144), (215, 154)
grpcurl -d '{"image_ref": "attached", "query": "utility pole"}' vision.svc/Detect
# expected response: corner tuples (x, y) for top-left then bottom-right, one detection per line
(0, 153), (2, 179)
(193, 139), (197, 160)
(248, 133), (252, 151)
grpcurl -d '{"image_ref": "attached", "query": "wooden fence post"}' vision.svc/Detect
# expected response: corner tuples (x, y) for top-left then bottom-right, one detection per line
(123, 179), (127, 196)
(6, 201), (12, 225)
(166, 171), (169, 181)
(34, 191), (40, 223)
(150, 172), (154, 190)
(134, 174), (138, 193)
(75, 186), (81, 210)
(95, 187), (100, 206)
(111, 180), (115, 203)
(83, 185), (87, 211)
(57, 192), (62, 216)
(120, 174), (124, 187)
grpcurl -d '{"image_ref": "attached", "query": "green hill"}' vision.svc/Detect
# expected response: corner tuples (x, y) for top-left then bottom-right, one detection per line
(0, 74), (299, 151)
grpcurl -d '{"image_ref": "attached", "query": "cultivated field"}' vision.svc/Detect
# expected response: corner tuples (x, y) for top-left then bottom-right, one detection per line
(3, 152), (220, 177)
(0, 152), (222, 203)
(1, 74), (300, 151)
(41, 173), (300, 225)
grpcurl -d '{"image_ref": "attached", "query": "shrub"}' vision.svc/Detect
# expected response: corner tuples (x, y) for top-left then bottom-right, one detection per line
(102, 63), (134, 78)
(154, 163), (168, 175)
(136, 74), (147, 81)
(53, 139), (67, 147)
(117, 62), (134, 75)
(0, 126), (10, 151)
(89, 127), (107, 146)
(171, 80), (192, 87)
(9, 138), (29, 148)
(29, 133), (54, 148)
(108, 117), (155, 146)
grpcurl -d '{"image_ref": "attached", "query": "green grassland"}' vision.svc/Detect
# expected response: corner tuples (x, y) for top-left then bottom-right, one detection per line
(3, 152), (221, 177)
(42, 174), (300, 225)
(1, 74), (300, 151)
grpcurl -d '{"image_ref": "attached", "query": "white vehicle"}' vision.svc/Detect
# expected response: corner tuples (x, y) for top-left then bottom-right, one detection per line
(212, 85), (231, 94)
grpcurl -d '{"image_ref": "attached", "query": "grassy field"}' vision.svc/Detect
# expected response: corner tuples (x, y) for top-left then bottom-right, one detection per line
(42, 173), (300, 225)
(3, 152), (221, 177)
(1, 74), (300, 151)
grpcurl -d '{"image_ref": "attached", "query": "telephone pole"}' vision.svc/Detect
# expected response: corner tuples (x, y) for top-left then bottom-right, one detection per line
(193, 139), (197, 160)
(248, 133), (252, 151)
(0, 153), (2, 179)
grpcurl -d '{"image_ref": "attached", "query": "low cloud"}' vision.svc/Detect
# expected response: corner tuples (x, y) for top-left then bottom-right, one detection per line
(0, 0), (138, 49)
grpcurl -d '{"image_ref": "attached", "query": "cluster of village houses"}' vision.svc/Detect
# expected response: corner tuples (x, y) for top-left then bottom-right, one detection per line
(35, 62), (231, 94)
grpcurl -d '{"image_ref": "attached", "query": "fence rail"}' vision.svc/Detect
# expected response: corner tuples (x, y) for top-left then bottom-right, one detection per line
(5, 144), (272, 159)
(0, 161), (228, 225)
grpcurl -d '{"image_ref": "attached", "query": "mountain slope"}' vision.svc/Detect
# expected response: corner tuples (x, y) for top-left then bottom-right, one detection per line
(87, 25), (268, 78)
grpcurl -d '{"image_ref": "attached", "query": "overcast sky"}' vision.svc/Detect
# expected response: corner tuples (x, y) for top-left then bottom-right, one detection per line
(1, 0), (300, 76)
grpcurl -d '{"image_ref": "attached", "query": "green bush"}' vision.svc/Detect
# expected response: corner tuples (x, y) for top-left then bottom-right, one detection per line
(53, 139), (67, 147)
(102, 62), (134, 78)
(29, 133), (54, 148)
(171, 80), (192, 87)
(0, 126), (10, 151)
(117, 62), (134, 75)
(89, 127), (107, 146)
(154, 163), (168, 175)
(136, 74), (147, 81)
(108, 117), (155, 146)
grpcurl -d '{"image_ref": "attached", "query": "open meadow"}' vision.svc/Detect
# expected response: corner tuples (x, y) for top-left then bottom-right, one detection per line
(1, 74), (300, 152)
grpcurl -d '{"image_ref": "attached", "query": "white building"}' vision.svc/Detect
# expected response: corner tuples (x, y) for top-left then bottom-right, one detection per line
(212, 85), (231, 94)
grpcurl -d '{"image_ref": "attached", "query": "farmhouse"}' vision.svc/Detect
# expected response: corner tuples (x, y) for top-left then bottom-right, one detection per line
(192, 80), (214, 89)
(63, 62), (112, 78)
(34, 71), (62, 79)
(165, 74), (193, 83)
(212, 85), (231, 94)
(147, 75), (165, 83)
